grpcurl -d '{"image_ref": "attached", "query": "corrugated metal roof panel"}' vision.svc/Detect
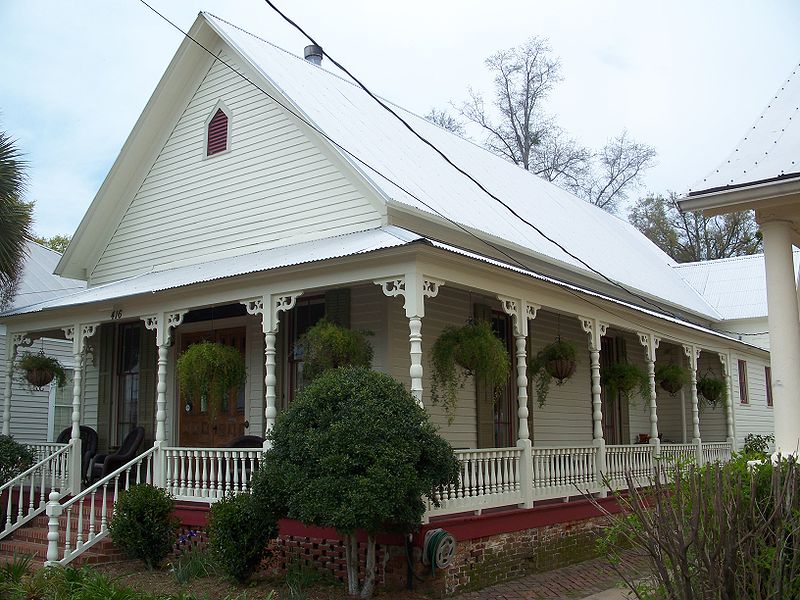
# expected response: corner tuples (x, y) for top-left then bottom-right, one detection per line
(9, 242), (85, 310)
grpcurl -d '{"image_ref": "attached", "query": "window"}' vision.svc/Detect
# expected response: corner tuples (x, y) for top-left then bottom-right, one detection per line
(738, 359), (749, 404)
(206, 107), (229, 156)
(117, 323), (141, 444)
(49, 370), (74, 440)
(765, 366), (773, 407)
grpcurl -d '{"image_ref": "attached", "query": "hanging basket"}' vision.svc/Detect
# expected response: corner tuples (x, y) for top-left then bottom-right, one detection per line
(697, 375), (727, 409)
(546, 357), (576, 383)
(25, 368), (55, 388)
(659, 378), (683, 395)
(656, 364), (688, 396)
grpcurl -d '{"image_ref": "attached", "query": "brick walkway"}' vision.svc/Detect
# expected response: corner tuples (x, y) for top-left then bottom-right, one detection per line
(457, 553), (650, 600)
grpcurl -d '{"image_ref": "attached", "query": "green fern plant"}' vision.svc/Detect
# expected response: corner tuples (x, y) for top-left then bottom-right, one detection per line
(177, 341), (246, 420)
(529, 339), (578, 407)
(602, 362), (650, 405)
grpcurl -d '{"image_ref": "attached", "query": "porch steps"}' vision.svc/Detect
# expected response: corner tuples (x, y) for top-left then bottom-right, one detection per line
(0, 504), (125, 566)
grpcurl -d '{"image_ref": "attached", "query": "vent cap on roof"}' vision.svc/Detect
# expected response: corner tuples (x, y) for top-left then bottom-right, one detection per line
(304, 44), (323, 66)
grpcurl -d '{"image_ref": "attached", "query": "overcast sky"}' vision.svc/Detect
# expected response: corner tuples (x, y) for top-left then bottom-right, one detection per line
(1, 0), (799, 238)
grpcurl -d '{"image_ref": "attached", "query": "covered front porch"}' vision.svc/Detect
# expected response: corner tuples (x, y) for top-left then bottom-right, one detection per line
(0, 235), (748, 563)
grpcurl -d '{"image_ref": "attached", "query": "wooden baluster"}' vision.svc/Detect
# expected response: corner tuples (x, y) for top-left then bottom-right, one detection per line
(100, 483), (109, 534)
(217, 453), (224, 497)
(88, 491), (96, 541)
(76, 499), (84, 549)
(225, 454), (233, 495)
(201, 451), (208, 498)
(234, 454), (242, 493)
(209, 452), (217, 499)
(64, 506), (73, 556)
(193, 451), (201, 497)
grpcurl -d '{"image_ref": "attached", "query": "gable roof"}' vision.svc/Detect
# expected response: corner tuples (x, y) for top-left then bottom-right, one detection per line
(56, 12), (719, 321)
(689, 64), (800, 196)
(674, 250), (800, 321)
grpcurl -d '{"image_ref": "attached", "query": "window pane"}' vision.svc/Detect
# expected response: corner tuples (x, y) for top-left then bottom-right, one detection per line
(738, 360), (749, 404)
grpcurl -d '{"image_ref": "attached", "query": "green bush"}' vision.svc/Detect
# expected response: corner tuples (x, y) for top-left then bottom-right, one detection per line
(0, 435), (35, 484)
(207, 491), (278, 582)
(108, 484), (179, 569)
(742, 432), (774, 459)
(296, 319), (373, 383)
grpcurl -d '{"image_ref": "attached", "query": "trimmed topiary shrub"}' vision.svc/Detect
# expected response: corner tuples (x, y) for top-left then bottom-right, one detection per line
(207, 491), (278, 582)
(108, 484), (179, 568)
(0, 435), (35, 484)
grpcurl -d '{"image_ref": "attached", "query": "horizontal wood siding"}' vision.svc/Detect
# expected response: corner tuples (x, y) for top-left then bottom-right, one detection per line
(388, 286), (477, 449)
(653, 341), (688, 444)
(1, 335), (75, 444)
(529, 311), (593, 447)
(245, 317), (264, 439)
(91, 50), (382, 285)
(619, 330), (652, 446)
(350, 284), (388, 375)
(696, 352), (727, 442)
(732, 353), (775, 448)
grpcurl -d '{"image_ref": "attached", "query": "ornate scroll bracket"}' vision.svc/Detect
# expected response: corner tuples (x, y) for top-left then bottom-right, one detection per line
(142, 310), (188, 347)
(683, 344), (701, 371)
(718, 352), (730, 377)
(242, 291), (304, 333)
(637, 332), (660, 362)
(63, 323), (100, 354)
(498, 296), (540, 337)
(374, 275), (444, 318)
(579, 316), (608, 352)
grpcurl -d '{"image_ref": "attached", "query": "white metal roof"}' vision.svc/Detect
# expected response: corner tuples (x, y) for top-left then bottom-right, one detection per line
(1, 227), (422, 317)
(674, 250), (800, 320)
(204, 14), (719, 321)
(9, 242), (85, 311)
(690, 64), (800, 195)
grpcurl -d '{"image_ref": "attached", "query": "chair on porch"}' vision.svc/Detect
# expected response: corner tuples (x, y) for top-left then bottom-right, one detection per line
(223, 435), (264, 448)
(89, 427), (145, 483)
(55, 425), (99, 484)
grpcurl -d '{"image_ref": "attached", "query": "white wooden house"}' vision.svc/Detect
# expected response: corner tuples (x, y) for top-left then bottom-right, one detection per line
(0, 13), (773, 566)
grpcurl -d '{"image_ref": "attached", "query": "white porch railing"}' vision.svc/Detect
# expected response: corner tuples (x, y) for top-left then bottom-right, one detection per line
(605, 445), (655, 488)
(426, 447), (523, 518)
(0, 443), (72, 539)
(162, 447), (262, 502)
(701, 441), (733, 464)
(658, 443), (698, 466)
(28, 442), (69, 463)
(45, 446), (156, 566)
(532, 446), (598, 500)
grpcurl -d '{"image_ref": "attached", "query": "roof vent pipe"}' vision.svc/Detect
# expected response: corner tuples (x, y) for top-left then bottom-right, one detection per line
(304, 44), (323, 66)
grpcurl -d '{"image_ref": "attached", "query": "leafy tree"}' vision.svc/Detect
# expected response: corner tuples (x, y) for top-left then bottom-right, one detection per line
(429, 37), (656, 213)
(628, 192), (762, 262)
(258, 367), (459, 598)
(0, 130), (33, 309)
(31, 234), (71, 254)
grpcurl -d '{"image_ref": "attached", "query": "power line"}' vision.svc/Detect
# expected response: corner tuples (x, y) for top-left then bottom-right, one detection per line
(134, 1), (764, 346)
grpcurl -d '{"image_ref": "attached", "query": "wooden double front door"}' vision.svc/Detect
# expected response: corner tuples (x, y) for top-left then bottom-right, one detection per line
(178, 328), (246, 447)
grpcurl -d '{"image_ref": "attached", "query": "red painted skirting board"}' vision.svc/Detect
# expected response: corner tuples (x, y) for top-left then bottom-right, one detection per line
(172, 496), (621, 547)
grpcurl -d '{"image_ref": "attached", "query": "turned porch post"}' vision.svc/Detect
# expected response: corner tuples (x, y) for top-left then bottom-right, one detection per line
(375, 275), (443, 407)
(718, 353), (736, 450)
(581, 317), (608, 489)
(683, 344), (704, 465)
(499, 296), (539, 509)
(243, 292), (303, 449)
(638, 332), (661, 457)
(3, 333), (31, 436)
(62, 323), (99, 492)
(142, 310), (187, 488)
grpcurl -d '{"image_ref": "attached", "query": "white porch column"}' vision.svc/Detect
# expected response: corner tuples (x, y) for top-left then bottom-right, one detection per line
(499, 297), (539, 509)
(375, 275), (443, 407)
(718, 353), (736, 450)
(638, 332), (661, 456)
(3, 333), (31, 436)
(759, 219), (800, 455)
(243, 292), (303, 449)
(581, 317), (609, 486)
(142, 311), (187, 445)
(62, 323), (98, 491)
(683, 344), (704, 465)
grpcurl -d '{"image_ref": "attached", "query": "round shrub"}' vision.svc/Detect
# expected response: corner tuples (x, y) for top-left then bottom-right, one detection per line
(207, 491), (278, 582)
(0, 435), (35, 484)
(108, 483), (178, 568)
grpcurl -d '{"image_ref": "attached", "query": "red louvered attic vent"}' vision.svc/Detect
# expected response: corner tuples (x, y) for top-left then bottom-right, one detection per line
(206, 109), (229, 156)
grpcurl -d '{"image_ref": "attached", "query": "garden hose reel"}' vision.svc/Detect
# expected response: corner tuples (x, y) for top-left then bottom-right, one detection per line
(422, 528), (456, 571)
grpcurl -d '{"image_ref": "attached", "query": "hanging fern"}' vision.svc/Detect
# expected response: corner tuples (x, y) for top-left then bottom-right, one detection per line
(177, 341), (246, 420)
(528, 339), (578, 407)
(296, 319), (373, 383)
(697, 374), (727, 410)
(601, 362), (650, 405)
(17, 351), (68, 389)
(655, 363), (689, 396)
(430, 320), (510, 420)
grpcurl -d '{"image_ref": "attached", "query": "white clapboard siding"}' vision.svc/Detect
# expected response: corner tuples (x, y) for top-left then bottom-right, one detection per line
(0, 335), (75, 444)
(245, 316), (264, 439)
(733, 355), (775, 448)
(350, 284), (388, 375)
(91, 50), (382, 285)
(387, 286), (477, 449)
(651, 341), (689, 445)
(695, 352), (727, 442)
(529, 311), (593, 447)
(619, 330), (652, 445)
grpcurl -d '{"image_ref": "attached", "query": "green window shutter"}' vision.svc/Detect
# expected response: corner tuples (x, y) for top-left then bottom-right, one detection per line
(325, 288), (351, 328)
(474, 303), (494, 449)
